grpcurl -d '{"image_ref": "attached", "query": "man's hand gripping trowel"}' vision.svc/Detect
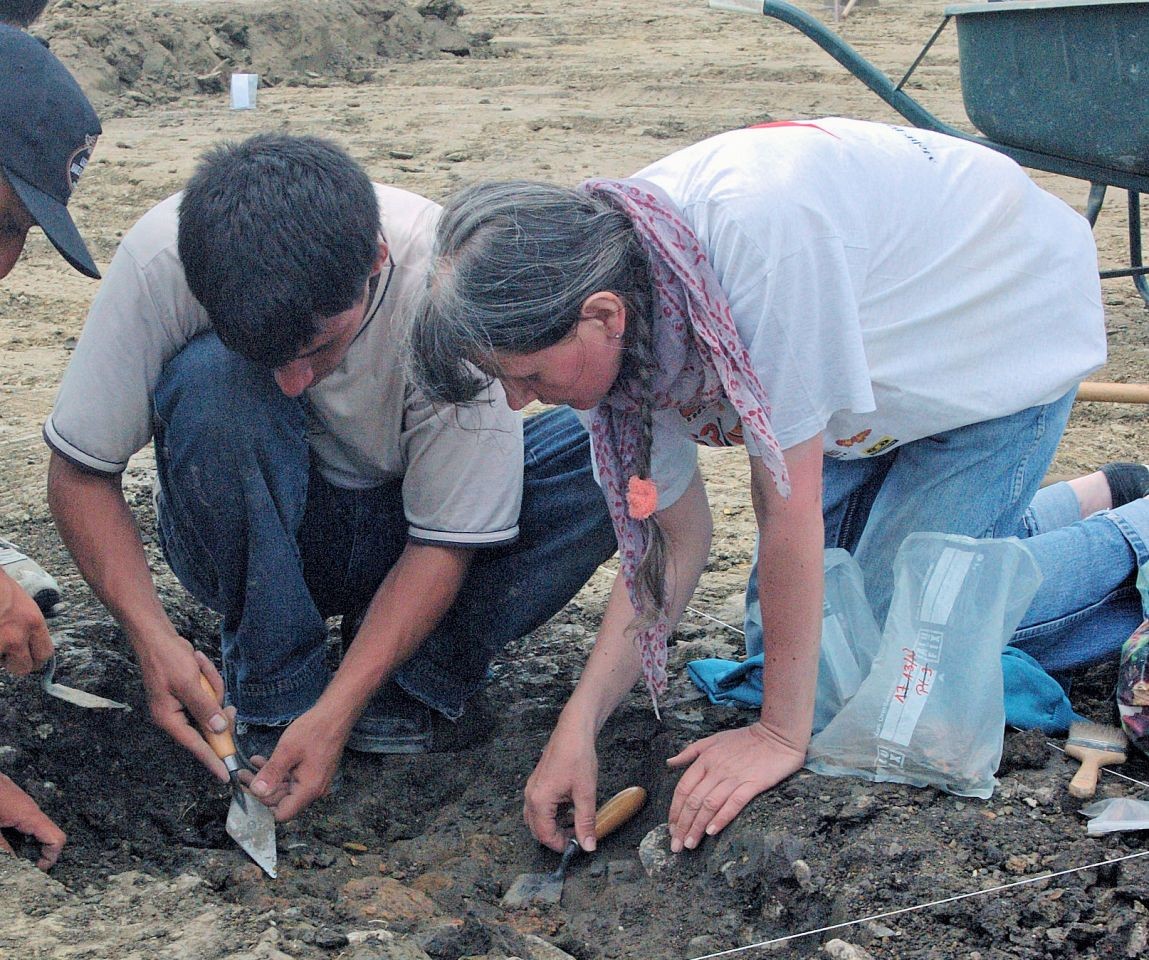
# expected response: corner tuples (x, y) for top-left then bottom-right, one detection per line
(198, 673), (278, 878)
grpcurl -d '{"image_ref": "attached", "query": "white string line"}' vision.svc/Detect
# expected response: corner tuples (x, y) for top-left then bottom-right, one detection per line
(682, 604), (745, 636)
(1035, 733), (1149, 791)
(688, 849), (1149, 960)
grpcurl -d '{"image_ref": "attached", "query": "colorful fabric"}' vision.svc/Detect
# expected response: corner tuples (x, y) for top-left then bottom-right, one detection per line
(1118, 617), (1149, 754)
(579, 176), (790, 703)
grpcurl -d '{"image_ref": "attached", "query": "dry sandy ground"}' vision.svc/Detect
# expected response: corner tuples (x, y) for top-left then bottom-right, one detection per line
(2, 0), (1148, 958)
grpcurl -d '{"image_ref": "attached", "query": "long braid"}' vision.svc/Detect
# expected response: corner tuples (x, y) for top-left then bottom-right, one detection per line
(622, 239), (669, 634)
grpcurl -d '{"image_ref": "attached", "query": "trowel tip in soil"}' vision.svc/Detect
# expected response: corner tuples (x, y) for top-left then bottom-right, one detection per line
(501, 873), (563, 907)
(226, 793), (278, 878)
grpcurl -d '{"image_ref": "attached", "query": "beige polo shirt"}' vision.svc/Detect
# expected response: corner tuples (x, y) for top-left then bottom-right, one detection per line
(44, 185), (524, 547)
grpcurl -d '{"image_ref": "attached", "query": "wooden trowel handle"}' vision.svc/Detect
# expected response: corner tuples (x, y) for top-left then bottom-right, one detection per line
(198, 672), (239, 762)
(595, 786), (647, 838)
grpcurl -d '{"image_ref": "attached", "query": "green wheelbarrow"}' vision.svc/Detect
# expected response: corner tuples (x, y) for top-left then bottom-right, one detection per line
(711, 0), (1149, 306)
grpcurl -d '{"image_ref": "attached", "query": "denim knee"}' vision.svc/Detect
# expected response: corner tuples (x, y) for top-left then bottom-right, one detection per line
(154, 333), (302, 453)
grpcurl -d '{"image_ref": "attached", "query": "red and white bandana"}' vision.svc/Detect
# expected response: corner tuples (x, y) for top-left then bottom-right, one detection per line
(580, 176), (790, 707)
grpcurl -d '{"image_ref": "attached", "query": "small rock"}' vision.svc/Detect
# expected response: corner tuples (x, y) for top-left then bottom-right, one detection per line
(687, 935), (725, 955)
(823, 938), (876, 959)
(287, 846), (336, 870)
(1004, 854), (1035, 874)
(638, 824), (675, 877)
(345, 930), (433, 959)
(713, 831), (804, 892)
(229, 862), (268, 887)
(859, 921), (897, 939)
(224, 927), (294, 960)
(792, 859), (813, 888)
(338, 876), (438, 924)
(314, 929), (349, 949)
(836, 794), (879, 822)
(519, 933), (578, 960)
(413, 919), (466, 956)
(1127, 920), (1148, 957)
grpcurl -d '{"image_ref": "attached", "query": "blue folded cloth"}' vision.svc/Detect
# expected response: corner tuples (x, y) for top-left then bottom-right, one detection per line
(686, 654), (764, 709)
(686, 646), (1083, 734)
(1001, 646), (1084, 734)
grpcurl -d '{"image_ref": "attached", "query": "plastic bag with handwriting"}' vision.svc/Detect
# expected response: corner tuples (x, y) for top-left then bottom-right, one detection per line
(806, 532), (1042, 798)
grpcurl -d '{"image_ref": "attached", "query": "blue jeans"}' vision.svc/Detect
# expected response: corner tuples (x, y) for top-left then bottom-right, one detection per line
(1009, 484), (1149, 675)
(745, 393), (1075, 654)
(153, 334), (617, 726)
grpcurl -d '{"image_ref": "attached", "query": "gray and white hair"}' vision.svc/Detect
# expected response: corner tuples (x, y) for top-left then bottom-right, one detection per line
(406, 179), (652, 404)
(406, 178), (670, 631)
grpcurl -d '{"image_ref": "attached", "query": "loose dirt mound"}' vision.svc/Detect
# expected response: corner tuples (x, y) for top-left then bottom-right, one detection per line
(39, 0), (477, 112)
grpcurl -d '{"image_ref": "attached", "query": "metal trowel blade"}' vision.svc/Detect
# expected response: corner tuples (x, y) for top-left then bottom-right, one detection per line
(226, 792), (278, 878)
(502, 866), (565, 906)
(40, 654), (131, 710)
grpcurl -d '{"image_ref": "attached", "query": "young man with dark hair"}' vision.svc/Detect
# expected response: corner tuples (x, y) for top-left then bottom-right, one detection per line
(0, 20), (101, 870)
(46, 132), (615, 820)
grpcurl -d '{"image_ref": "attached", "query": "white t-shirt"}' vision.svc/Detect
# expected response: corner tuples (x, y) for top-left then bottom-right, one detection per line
(45, 185), (526, 548)
(629, 118), (1106, 504)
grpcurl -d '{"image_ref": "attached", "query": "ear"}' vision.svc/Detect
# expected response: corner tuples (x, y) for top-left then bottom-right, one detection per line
(370, 242), (389, 277)
(579, 291), (626, 339)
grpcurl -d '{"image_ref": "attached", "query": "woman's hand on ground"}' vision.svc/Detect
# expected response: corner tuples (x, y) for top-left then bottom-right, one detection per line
(0, 773), (66, 870)
(666, 721), (806, 852)
(248, 713), (343, 821)
(523, 725), (599, 853)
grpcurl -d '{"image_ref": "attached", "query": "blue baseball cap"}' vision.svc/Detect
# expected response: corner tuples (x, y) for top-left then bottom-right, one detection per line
(0, 23), (101, 278)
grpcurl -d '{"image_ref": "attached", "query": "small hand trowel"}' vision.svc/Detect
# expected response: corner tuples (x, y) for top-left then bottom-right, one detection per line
(198, 673), (278, 878)
(502, 785), (646, 907)
(41, 652), (131, 710)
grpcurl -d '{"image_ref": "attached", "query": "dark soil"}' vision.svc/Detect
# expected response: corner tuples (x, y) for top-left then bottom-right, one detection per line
(4, 478), (1148, 960)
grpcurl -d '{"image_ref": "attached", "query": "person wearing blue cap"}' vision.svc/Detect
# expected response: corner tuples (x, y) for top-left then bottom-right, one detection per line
(0, 18), (101, 870)
(0, 1), (50, 29)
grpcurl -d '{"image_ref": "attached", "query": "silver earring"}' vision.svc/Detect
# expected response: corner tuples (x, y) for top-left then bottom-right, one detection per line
(613, 333), (623, 339)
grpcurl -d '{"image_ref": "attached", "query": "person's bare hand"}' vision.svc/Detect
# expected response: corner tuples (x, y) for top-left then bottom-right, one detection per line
(524, 723), (599, 853)
(0, 774), (66, 870)
(0, 569), (52, 676)
(666, 721), (806, 852)
(248, 712), (343, 821)
(136, 644), (229, 782)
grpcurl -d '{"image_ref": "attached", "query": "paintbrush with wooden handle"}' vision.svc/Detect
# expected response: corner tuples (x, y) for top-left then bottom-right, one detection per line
(1064, 721), (1128, 799)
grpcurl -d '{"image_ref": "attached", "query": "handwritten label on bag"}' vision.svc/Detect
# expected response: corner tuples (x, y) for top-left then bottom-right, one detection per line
(877, 547), (973, 751)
